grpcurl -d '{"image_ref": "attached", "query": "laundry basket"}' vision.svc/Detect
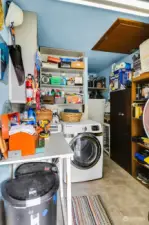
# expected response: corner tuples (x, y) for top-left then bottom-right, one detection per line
(2, 162), (59, 225)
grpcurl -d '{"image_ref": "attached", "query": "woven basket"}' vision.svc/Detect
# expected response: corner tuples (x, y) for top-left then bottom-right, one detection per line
(60, 112), (82, 122)
(36, 108), (53, 121)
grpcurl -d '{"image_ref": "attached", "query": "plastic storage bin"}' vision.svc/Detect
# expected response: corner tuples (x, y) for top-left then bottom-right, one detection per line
(2, 162), (59, 225)
(51, 77), (61, 85)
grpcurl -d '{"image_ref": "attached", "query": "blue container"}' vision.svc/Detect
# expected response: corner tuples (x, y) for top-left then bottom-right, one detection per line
(114, 69), (132, 89)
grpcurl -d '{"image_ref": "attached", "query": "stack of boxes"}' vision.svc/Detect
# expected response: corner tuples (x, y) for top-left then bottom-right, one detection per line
(110, 62), (132, 92)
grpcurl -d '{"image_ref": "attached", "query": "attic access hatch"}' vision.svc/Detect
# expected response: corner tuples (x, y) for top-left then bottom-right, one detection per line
(92, 18), (149, 54)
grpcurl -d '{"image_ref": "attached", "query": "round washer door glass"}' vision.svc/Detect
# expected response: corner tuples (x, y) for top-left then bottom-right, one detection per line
(70, 133), (101, 170)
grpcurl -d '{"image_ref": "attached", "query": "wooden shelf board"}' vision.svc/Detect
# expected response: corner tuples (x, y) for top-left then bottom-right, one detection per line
(137, 142), (149, 150)
(134, 158), (149, 170)
(133, 99), (147, 102)
(41, 67), (84, 73)
(132, 73), (149, 83)
(132, 117), (142, 121)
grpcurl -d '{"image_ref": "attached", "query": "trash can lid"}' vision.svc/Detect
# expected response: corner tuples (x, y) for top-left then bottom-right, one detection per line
(15, 162), (58, 177)
(3, 172), (59, 202)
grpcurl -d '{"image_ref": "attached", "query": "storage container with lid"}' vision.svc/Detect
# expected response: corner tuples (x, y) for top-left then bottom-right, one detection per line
(2, 162), (59, 225)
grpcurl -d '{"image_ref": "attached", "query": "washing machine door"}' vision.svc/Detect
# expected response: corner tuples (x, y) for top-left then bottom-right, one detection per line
(70, 133), (101, 170)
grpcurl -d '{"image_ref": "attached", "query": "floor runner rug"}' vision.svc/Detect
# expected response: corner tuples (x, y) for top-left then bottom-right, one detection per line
(72, 195), (113, 225)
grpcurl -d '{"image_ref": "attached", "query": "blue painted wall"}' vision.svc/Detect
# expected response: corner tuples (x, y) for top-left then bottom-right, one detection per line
(0, 0), (8, 113)
(0, 0), (11, 198)
(14, 0), (149, 72)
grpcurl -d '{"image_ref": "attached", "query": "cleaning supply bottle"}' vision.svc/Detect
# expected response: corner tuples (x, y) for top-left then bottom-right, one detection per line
(28, 108), (36, 125)
(61, 73), (67, 86)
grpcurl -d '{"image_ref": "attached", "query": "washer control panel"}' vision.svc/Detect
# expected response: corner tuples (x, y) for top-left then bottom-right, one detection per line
(91, 125), (100, 131)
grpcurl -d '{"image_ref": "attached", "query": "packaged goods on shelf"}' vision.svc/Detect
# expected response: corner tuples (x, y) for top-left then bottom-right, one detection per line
(135, 149), (149, 165)
(67, 77), (75, 86)
(135, 83), (149, 100)
(140, 39), (149, 73)
(51, 76), (62, 85)
(41, 73), (51, 84)
(59, 61), (71, 69)
(42, 62), (58, 69)
(71, 61), (85, 69)
(55, 97), (65, 104)
(42, 95), (55, 104)
(47, 56), (60, 63)
(75, 75), (83, 85)
(136, 167), (149, 185)
(132, 53), (142, 78)
(110, 68), (132, 91)
(111, 62), (131, 73)
(132, 103), (144, 119)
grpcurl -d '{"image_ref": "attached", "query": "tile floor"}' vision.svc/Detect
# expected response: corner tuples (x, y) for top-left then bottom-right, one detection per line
(58, 154), (149, 225)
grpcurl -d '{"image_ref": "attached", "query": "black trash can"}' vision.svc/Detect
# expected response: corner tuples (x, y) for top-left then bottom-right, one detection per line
(2, 162), (59, 225)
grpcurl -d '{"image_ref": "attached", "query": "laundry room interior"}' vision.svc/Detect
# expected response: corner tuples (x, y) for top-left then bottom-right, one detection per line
(1, 0), (149, 225)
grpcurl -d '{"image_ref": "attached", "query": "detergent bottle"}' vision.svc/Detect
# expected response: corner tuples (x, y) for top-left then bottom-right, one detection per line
(28, 108), (36, 125)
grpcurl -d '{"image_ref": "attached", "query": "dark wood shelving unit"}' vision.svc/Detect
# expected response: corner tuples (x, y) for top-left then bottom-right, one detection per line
(132, 73), (149, 83)
(132, 72), (149, 188)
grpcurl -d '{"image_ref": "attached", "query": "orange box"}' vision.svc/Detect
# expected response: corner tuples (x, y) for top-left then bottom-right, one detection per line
(1, 112), (20, 140)
(71, 61), (85, 69)
(9, 132), (36, 156)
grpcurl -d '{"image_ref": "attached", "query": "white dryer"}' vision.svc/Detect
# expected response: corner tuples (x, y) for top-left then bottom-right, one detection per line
(62, 120), (103, 183)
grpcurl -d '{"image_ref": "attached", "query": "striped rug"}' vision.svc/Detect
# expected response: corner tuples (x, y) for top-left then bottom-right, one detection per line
(72, 195), (113, 225)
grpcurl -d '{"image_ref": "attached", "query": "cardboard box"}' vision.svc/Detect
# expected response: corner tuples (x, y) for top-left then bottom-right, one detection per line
(9, 133), (37, 156)
(140, 39), (149, 73)
(71, 61), (85, 69)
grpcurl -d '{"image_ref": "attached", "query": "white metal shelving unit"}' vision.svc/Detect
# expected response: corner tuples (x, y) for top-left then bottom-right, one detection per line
(40, 47), (88, 118)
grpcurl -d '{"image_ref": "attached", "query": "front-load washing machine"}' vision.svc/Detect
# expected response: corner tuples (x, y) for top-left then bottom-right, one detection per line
(62, 120), (103, 183)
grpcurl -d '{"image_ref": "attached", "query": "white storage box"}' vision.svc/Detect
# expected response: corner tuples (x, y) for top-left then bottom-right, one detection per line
(140, 39), (149, 73)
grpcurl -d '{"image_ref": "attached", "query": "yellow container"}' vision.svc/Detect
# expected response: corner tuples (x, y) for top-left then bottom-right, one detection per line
(135, 106), (140, 119)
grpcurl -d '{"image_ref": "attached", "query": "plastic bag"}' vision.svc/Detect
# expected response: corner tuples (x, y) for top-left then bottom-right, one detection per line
(9, 45), (25, 86)
(0, 34), (9, 84)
